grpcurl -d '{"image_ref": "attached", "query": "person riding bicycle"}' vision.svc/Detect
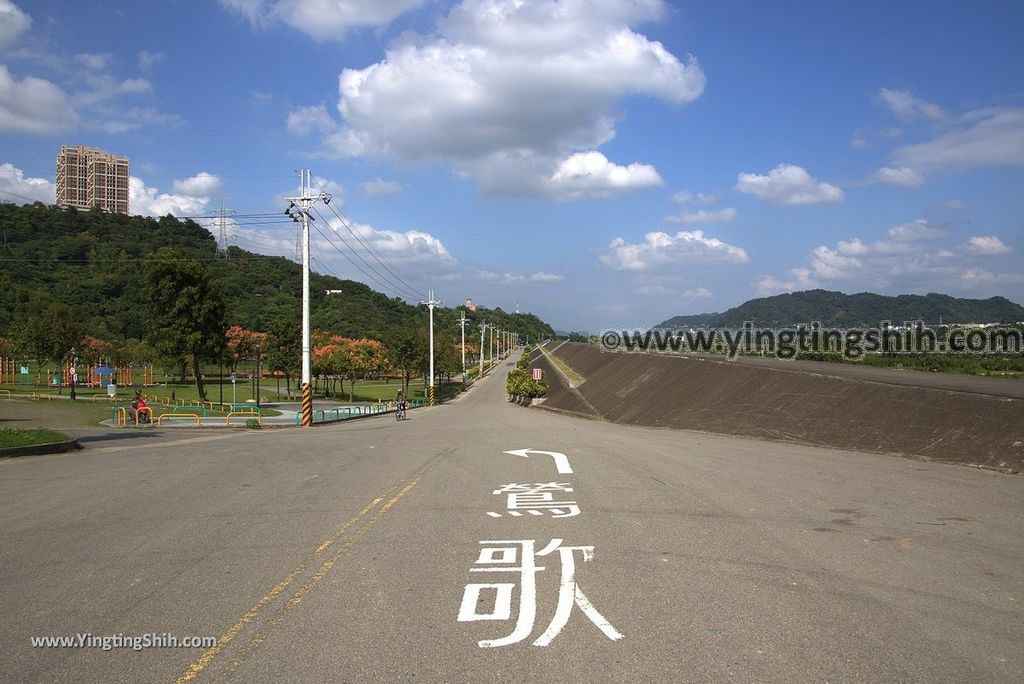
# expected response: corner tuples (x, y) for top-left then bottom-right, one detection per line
(395, 389), (407, 420)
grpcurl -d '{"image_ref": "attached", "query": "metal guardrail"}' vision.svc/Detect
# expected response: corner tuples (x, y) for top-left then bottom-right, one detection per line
(136, 407), (154, 426)
(225, 411), (261, 426)
(157, 413), (200, 427)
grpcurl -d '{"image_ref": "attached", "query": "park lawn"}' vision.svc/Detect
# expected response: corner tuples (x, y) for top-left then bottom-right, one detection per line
(0, 427), (72, 448)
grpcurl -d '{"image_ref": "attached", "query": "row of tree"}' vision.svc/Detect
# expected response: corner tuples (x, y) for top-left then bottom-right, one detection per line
(1, 248), (509, 401)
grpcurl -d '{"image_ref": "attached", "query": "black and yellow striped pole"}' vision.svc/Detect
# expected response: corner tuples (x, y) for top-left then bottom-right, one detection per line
(301, 382), (313, 427)
(428, 385), (436, 407)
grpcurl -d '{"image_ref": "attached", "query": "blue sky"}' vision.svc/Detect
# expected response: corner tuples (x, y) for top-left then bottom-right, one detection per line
(1, 0), (1022, 331)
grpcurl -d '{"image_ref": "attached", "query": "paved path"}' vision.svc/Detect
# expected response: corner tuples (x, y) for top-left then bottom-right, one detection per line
(1, 357), (1021, 682)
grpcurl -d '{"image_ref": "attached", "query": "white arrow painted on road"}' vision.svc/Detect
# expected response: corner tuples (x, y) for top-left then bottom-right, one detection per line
(503, 449), (573, 474)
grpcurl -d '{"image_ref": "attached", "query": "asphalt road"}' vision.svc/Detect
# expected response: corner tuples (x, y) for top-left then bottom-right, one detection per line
(2, 356), (1022, 682)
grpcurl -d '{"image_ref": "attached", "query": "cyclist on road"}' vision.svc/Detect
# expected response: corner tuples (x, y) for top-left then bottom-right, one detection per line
(395, 389), (407, 421)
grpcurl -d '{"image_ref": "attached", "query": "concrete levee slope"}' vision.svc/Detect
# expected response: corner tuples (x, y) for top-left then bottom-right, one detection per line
(535, 342), (1024, 472)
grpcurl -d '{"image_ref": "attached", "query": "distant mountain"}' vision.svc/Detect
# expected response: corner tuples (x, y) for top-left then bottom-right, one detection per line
(655, 290), (1024, 329)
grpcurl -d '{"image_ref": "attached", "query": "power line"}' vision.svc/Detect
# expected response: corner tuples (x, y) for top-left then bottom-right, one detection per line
(310, 208), (424, 301)
(311, 177), (428, 299)
(309, 217), (415, 300)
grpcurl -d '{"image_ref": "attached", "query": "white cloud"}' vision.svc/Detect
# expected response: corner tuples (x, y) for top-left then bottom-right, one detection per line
(359, 177), (405, 198)
(546, 151), (662, 200)
(755, 220), (1017, 296)
(130, 177), (211, 217)
(890, 107), (1024, 173)
(286, 104), (337, 136)
(138, 50), (166, 71)
(963, 235), (1011, 256)
(172, 172), (223, 197)
(0, 65), (77, 133)
(299, 0), (703, 197)
(75, 53), (112, 71)
(599, 229), (748, 271)
(0, 162), (55, 203)
(0, 1), (31, 49)
(672, 190), (716, 205)
(664, 207), (736, 225)
(220, 0), (423, 40)
(752, 269), (815, 296)
(529, 271), (565, 282)
(873, 165), (924, 186)
(876, 88), (946, 123)
(885, 219), (944, 242)
(735, 164), (843, 205)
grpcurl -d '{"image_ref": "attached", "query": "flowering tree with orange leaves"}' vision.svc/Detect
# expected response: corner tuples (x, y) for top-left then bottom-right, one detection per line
(226, 325), (267, 371)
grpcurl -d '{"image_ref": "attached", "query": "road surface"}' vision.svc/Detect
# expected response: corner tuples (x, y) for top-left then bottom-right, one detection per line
(2, 357), (1022, 682)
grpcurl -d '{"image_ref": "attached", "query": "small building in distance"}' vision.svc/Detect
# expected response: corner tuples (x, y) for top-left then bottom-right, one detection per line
(56, 145), (130, 214)
(464, 298), (478, 311)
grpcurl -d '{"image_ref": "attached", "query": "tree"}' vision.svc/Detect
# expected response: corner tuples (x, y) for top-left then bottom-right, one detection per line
(265, 316), (301, 399)
(17, 303), (84, 387)
(386, 325), (426, 398)
(142, 248), (227, 401)
(345, 338), (389, 402)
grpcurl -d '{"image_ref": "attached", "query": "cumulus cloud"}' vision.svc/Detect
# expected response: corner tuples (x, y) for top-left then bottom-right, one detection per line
(220, 0), (423, 40)
(130, 177), (211, 217)
(291, 0), (703, 198)
(963, 235), (1012, 256)
(0, 65), (77, 133)
(0, 47), (178, 135)
(890, 107), (1024, 173)
(873, 165), (924, 186)
(172, 172), (223, 197)
(875, 88), (946, 123)
(359, 177), (405, 198)
(599, 230), (748, 271)
(664, 207), (736, 225)
(0, 0), (31, 49)
(547, 151), (662, 200)
(735, 164), (843, 205)
(753, 219), (1017, 296)
(0, 162), (55, 203)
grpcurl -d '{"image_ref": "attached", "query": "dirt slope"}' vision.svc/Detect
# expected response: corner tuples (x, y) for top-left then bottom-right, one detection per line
(531, 343), (1024, 472)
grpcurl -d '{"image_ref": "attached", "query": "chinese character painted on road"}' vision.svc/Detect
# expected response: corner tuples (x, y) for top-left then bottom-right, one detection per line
(486, 483), (580, 518)
(457, 539), (624, 648)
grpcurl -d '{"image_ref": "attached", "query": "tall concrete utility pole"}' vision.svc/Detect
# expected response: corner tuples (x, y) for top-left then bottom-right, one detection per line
(285, 169), (331, 427)
(423, 290), (441, 404)
(458, 311), (467, 379)
(479, 323), (486, 376)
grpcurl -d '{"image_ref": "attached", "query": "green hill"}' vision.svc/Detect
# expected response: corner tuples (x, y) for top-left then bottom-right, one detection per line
(656, 289), (1024, 328)
(0, 202), (554, 346)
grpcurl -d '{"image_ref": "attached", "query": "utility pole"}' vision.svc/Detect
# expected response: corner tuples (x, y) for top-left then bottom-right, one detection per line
(479, 323), (486, 376)
(423, 289), (441, 405)
(285, 169), (331, 427)
(458, 311), (467, 380)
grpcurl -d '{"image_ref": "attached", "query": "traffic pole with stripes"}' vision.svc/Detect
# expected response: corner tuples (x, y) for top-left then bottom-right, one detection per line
(301, 382), (313, 427)
(428, 385), (435, 406)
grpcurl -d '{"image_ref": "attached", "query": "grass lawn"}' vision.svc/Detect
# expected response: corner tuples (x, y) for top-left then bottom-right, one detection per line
(0, 427), (72, 448)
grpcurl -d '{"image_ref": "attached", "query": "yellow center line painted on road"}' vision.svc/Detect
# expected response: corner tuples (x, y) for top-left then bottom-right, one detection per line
(175, 484), (405, 684)
(215, 479), (422, 679)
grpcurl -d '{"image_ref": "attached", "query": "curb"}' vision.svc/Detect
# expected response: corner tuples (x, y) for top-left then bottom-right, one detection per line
(0, 439), (82, 458)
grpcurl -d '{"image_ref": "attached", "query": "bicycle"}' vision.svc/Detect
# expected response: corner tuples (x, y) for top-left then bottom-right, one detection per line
(395, 401), (407, 421)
